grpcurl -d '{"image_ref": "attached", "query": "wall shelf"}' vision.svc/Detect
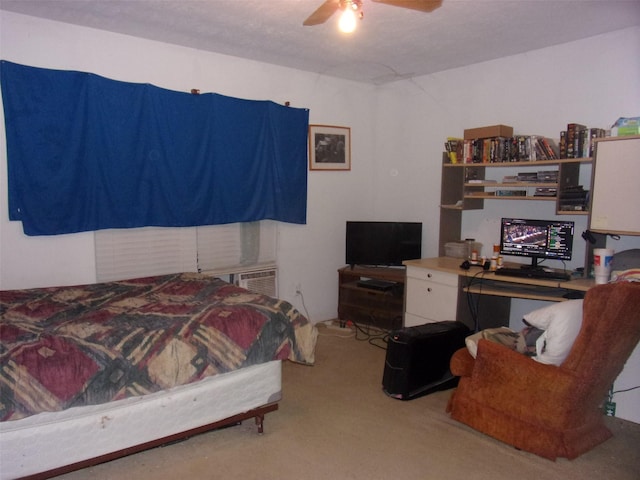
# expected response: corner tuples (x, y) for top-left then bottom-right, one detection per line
(438, 153), (592, 256)
(463, 195), (557, 201)
(464, 182), (558, 187)
(443, 158), (593, 168)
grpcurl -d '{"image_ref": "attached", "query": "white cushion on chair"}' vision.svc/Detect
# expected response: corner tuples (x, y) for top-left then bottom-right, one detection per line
(523, 299), (583, 365)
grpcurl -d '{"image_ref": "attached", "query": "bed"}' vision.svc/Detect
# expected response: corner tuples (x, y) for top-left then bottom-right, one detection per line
(0, 272), (317, 479)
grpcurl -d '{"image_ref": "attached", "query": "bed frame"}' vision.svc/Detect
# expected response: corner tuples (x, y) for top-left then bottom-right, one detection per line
(29, 404), (279, 480)
(1, 361), (282, 480)
(23, 404), (278, 480)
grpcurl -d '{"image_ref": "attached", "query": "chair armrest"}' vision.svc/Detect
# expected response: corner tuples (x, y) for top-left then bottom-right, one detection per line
(450, 347), (474, 377)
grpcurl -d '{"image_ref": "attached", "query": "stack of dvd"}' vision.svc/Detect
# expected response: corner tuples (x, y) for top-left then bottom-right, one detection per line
(534, 187), (557, 197)
(516, 172), (539, 182)
(536, 170), (559, 182)
(559, 185), (589, 211)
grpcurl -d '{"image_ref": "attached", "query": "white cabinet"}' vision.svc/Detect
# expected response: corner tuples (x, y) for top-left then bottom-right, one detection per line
(404, 265), (458, 327)
(589, 136), (640, 235)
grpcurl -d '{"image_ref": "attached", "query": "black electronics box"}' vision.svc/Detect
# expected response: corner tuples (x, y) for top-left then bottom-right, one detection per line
(382, 321), (470, 400)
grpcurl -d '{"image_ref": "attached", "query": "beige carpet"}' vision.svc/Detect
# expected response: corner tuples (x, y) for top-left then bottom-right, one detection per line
(58, 324), (640, 480)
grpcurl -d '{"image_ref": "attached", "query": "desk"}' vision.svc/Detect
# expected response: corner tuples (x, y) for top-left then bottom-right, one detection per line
(403, 257), (595, 329)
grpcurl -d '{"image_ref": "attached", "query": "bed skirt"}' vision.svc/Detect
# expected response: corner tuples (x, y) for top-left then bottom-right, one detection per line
(0, 360), (282, 480)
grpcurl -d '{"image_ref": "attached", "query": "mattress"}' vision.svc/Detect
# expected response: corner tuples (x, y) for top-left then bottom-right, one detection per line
(0, 360), (282, 480)
(1, 272), (317, 421)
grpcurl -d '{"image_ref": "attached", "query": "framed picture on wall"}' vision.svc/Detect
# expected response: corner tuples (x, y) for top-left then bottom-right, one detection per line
(308, 125), (351, 171)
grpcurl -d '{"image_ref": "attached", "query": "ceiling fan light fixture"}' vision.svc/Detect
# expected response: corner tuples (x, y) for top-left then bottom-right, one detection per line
(303, 0), (439, 29)
(338, 0), (363, 33)
(338, 7), (358, 33)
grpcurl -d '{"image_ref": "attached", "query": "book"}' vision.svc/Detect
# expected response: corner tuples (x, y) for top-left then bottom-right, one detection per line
(468, 179), (497, 184)
(559, 203), (588, 211)
(534, 137), (553, 160)
(482, 138), (491, 163)
(516, 172), (539, 182)
(536, 170), (559, 182)
(445, 137), (463, 163)
(559, 184), (589, 209)
(516, 136), (531, 161)
(588, 128), (605, 157)
(495, 190), (526, 196)
(566, 123), (587, 158)
(502, 175), (519, 183)
(534, 187), (557, 197)
(463, 139), (473, 163)
(540, 137), (559, 159)
(560, 192), (587, 203)
(560, 188), (588, 198)
(559, 131), (567, 158)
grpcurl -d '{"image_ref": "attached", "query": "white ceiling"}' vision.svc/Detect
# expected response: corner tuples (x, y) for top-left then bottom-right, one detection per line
(2, 0), (640, 85)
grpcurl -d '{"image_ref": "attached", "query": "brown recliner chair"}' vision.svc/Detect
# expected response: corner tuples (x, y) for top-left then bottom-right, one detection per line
(446, 281), (640, 460)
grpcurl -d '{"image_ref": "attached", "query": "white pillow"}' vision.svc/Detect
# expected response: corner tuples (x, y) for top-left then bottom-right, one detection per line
(523, 299), (583, 365)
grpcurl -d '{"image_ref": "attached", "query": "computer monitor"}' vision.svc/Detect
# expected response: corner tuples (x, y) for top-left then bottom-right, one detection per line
(499, 218), (575, 270)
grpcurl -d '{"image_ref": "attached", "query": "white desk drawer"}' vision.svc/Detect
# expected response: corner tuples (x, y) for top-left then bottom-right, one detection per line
(406, 266), (458, 287)
(405, 276), (457, 322)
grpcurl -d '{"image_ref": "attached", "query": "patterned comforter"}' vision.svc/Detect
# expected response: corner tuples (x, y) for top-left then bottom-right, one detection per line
(0, 273), (317, 421)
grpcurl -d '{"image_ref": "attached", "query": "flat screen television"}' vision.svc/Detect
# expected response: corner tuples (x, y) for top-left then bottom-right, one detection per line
(499, 217), (575, 269)
(346, 221), (422, 267)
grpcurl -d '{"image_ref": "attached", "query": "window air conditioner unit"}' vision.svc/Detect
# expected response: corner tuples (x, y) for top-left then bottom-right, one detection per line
(236, 267), (278, 297)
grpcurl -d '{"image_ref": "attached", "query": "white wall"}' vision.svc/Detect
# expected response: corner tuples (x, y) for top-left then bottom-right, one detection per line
(0, 11), (377, 325)
(1, 11), (639, 422)
(379, 27), (640, 423)
(376, 27), (640, 263)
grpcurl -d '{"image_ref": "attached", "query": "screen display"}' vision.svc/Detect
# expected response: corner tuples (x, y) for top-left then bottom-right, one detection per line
(346, 221), (422, 267)
(499, 218), (574, 267)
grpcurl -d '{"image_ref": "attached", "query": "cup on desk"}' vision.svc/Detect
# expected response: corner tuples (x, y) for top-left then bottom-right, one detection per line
(593, 248), (614, 284)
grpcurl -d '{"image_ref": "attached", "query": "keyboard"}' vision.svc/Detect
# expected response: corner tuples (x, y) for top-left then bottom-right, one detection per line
(494, 267), (571, 281)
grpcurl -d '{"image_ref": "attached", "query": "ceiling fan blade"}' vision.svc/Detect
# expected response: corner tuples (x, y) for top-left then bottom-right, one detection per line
(303, 0), (341, 26)
(371, 0), (443, 13)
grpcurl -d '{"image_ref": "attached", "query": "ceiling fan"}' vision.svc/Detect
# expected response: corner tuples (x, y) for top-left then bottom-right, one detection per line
(303, 0), (443, 31)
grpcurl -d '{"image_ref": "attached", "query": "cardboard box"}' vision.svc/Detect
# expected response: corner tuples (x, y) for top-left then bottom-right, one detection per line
(464, 124), (513, 140)
(444, 242), (467, 258)
(611, 117), (640, 136)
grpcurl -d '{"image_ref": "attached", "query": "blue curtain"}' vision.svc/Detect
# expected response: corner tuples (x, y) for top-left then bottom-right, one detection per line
(0, 61), (309, 236)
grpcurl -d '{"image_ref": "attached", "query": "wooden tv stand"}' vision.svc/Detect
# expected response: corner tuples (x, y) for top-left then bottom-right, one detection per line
(337, 266), (405, 330)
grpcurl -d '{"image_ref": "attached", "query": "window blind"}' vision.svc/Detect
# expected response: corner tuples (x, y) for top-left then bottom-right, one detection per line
(196, 221), (277, 274)
(95, 222), (277, 282)
(95, 227), (198, 282)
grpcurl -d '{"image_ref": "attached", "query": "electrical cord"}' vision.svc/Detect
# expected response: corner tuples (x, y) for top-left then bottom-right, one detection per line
(318, 324), (356, 339)
(351, 318), (391, 350)
(464, 269), (488, 332)
(302, 292), (357, 339)
(612, 385), (640, 395)
(514, 258), (571, 276)
(296, 289), (311, 322)
(539, 258), (571, 276)
(560, 260), (568, 272)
